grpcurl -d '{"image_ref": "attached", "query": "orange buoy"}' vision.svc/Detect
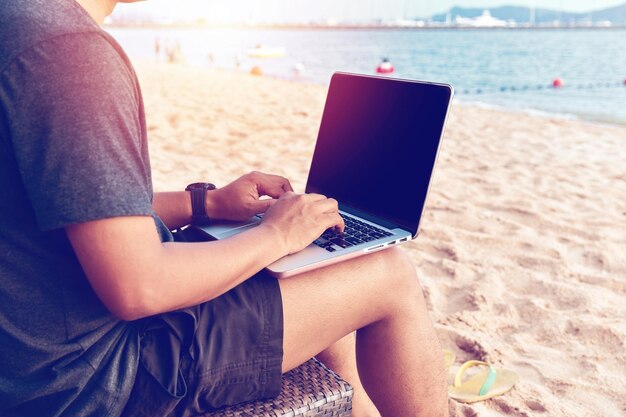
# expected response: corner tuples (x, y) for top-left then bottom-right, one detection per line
(376, 58), (394, 74)
(552, 78), (564, 88)
(623, 77), (626, 85)
(250, 66), (263, 76)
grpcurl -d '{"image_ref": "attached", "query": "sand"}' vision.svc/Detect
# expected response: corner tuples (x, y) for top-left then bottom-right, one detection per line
(135, 61), (626, 417)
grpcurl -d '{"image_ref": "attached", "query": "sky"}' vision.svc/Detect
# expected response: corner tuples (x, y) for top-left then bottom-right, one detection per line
(112, 1), (626, 23)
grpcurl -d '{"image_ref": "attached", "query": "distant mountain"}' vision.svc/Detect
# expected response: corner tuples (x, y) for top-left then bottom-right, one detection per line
(591, 3), (626, 23)
(430, 3), (626, 25)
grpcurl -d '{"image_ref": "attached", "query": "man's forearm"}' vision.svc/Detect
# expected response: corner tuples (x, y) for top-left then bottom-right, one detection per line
(150, 224), (286, 315)
(67, 216), (288, 321)
(152, 191), (192, 230)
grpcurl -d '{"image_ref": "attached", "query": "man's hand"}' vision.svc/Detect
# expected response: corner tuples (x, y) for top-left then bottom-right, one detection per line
(207, 171), (293, 221)
(259, 192), (345, 255)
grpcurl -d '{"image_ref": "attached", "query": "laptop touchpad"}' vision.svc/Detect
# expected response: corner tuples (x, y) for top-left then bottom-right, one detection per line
(201, 216), (262, 240)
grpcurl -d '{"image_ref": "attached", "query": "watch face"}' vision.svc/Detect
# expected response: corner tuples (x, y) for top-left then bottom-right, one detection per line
(186, 182), (216, 191)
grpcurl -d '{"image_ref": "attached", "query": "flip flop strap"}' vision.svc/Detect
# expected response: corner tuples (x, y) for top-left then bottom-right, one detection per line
(454, 360), (497, 396)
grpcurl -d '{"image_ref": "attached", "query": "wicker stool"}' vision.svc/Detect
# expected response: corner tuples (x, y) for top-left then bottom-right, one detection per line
(202, 358), (353, 417)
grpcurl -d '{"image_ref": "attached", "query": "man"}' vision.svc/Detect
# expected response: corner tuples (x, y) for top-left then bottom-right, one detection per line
(0, 1), (448, 416)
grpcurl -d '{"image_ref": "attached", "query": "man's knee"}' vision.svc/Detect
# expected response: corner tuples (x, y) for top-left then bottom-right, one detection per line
(366, 247), (424, 307)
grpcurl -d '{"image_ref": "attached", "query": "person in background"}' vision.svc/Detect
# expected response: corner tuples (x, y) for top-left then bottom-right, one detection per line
(0, 1), (448, 417)
(154, 37), (161, 61)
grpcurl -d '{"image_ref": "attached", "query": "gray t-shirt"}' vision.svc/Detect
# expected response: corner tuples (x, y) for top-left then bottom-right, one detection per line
(0, 1), (173, 416)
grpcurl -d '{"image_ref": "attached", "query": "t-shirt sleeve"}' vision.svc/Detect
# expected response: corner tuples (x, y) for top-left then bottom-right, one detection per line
(2, 32), (154, 231)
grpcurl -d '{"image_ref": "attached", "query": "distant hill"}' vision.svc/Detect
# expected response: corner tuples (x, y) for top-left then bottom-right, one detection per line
(430, 3), (626, 25)
(592, 3), (626, 23)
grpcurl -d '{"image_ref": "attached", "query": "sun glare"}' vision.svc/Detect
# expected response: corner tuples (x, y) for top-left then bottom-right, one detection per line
(115, 0), (290, 24)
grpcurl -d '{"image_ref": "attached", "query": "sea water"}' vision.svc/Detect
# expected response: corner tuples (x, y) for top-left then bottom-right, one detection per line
(107, 27), (626, 125)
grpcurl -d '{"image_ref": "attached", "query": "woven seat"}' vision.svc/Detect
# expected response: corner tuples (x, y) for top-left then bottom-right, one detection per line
(202, 358), (353, 417)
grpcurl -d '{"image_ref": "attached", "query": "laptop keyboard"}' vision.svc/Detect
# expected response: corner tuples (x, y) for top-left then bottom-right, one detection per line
(313, 213), (393, 252)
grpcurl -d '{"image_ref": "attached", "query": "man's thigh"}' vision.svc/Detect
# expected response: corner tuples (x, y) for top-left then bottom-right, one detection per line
(279, 247), (417, 373)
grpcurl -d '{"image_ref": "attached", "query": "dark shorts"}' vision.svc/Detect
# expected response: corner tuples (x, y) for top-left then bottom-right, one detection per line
(120, 271), (284, 417)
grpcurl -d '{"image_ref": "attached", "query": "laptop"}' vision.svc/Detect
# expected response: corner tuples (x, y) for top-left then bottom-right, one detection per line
(196, 72), (453, 278)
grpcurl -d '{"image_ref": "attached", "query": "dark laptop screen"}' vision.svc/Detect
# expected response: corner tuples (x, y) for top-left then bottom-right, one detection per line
(305, 72), (452, 236)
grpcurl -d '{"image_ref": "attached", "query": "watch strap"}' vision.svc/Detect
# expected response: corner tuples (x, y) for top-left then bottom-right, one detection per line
(185, 182), (216, 226)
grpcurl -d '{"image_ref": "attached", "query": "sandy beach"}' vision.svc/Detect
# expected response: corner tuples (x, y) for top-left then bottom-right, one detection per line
(135, 61), (626, 417)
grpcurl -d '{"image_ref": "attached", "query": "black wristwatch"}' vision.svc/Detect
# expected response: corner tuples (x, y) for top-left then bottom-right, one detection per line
(185, 182), (216, 226)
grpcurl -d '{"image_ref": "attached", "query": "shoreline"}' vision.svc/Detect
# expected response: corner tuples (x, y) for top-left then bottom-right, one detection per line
(138, 59), (626, 129)
(455, 96), (626, 129)
(106, 27), (626, 128)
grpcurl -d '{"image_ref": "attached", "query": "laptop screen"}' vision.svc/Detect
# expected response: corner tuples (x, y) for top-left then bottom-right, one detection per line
(306, 72), (452, 236)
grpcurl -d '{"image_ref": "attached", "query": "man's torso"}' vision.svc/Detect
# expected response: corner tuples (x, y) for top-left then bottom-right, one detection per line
(0, 1), (172, 416)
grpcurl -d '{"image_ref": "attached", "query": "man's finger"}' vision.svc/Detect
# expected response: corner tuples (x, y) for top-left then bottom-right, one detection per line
(251, 198), (276, 214)
(281, 181), (294, 193)
(322, 212), (345, 233)
(256, 173), (294, 198)
(278, 176), (294, 193)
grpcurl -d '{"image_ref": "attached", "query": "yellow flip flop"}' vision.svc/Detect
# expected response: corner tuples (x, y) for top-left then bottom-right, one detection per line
(448, 360), (518, 403)
(443, 349), (456, 368)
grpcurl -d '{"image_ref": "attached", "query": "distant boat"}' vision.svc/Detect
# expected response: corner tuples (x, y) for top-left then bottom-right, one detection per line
(455, 10), (508, 28)
(247, 45), (286, 58)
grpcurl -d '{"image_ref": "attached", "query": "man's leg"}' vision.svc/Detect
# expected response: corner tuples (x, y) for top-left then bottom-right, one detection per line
(316, 333), (381, 417)
(279, 247), (448, 417)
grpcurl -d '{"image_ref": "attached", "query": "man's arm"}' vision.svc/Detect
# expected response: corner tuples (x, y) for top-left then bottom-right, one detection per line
(67, 192), (344, 321)
(152, 191), (192, 230)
